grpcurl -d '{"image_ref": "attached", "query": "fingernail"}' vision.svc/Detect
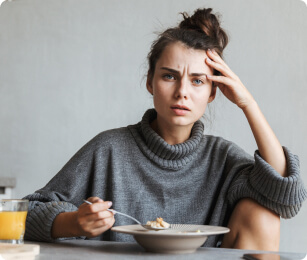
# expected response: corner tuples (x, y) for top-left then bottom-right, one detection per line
(208, 49), (212, 53)
(207, 58), (212, 63)
(207, 75), (212, 79)
(108, 201), (113, 207)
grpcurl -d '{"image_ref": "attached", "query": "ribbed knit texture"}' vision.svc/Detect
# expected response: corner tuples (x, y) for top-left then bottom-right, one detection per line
(134, 109), (204, 169)
(25, 193), (79, 242)
(24, 108), (307, 246)
(228, 149), (307, 218)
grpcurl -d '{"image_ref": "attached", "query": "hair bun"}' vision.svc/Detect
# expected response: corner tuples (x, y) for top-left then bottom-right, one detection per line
(179, 8), (228, 50)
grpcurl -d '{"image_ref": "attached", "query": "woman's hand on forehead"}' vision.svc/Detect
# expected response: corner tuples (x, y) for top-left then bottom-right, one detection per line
(205, 49), (255, 110)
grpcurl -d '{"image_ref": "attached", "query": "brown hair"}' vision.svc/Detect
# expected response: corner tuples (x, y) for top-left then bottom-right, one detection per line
(147, 8), (229, 83)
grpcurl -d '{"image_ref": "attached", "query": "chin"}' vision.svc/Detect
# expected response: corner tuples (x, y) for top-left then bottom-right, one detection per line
(169, 117), (196, 127)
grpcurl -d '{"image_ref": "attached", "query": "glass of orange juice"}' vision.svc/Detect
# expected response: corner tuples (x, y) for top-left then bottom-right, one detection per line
(0, 199), (29, 244)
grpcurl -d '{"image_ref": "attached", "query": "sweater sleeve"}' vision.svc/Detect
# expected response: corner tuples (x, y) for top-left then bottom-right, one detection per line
(23, 193), (81, 242)
(23, 134), (102, 242)
(227, 146), (307, 219)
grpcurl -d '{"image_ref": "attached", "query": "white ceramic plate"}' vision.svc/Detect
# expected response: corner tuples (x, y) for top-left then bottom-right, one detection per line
(111, 224), (229, 254)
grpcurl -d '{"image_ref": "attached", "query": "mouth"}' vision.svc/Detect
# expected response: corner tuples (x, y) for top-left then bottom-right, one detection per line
(170, 105), (191, 111)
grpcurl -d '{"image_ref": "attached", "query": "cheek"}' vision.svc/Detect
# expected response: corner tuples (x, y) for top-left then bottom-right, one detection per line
(152, 80), (172, 97)
(153, 89), (169, 107)
(192, 90), (212, 112)
(193, 88), (212, 102)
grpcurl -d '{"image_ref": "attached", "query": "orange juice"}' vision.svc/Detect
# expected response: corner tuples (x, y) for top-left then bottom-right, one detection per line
(0, 211), (27, 240)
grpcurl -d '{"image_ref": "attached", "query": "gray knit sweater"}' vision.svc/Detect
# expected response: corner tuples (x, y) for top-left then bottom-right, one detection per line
(24, 109), (307, 247)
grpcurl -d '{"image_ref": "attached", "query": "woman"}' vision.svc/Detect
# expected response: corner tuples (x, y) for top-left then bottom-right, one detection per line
(24, 8), (306, 250)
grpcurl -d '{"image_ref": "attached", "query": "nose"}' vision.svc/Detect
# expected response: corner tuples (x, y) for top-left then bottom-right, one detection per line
(175, 78), (188, 100)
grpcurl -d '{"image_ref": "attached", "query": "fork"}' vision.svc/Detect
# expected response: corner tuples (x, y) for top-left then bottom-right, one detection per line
(83, 200), (169, 230)
(83, 200), (141, 224)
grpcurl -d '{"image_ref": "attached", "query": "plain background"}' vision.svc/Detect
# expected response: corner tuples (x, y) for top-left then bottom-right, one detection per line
(0, 0), (306, 253)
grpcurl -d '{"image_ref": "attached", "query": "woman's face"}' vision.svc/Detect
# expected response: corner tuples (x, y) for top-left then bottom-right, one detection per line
(147, 42), (216, 130)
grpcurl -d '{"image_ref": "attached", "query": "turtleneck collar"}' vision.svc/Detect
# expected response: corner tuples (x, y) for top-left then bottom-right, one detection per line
(128, 109), (204, 170)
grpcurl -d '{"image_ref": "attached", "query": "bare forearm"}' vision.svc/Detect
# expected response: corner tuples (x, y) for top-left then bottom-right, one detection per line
(242, 100), (287, 177)
(204, 50), (287, 177)
(51, 211), (80, 239)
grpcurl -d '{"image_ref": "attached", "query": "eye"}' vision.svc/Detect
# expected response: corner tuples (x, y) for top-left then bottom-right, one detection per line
(193, 79), (204, 85)
(163, 74), (175, 80)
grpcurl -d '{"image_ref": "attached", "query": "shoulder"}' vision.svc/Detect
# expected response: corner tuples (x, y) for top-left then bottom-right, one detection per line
(202, 134), (252, 159)
(96, 126), (131, 140)
(74, 126), (134, 157)
(202, 134), (234, 149)
(91, 126), (133, 147)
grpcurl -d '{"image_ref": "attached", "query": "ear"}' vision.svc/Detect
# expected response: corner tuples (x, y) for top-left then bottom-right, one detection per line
(208, 85), (217, 103)
(146, 75), (153, 95)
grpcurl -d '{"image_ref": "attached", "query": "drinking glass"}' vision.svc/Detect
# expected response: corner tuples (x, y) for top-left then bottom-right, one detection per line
(0, 199), (29, 244)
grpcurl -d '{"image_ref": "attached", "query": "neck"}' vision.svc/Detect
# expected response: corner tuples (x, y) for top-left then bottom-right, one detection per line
(150, 117), (193, 145)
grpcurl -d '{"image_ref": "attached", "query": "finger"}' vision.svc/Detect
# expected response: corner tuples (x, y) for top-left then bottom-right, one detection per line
(89, 201), (112, 213)
(80, 214), (114, 230)
(206, 74), (234, 87)
(77, 210), (114, 233)
(91, 215), (115, 229)
(207, 49), (230, 70)
(85, 217), (115, 238)
(86, 197), (104, 203)
(83, 209), (114, 222)
(82, 201), (113, 215)
(206, 50), (239, 80)
(79, 197), (103, 211)
(206, 57), (235, 79)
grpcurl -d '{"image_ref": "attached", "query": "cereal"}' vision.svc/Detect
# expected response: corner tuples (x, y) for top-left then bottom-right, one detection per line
(146, 217), (170, 228)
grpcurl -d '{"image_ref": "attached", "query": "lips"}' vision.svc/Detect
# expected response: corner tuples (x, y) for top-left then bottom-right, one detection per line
(170, 105), (191, 111)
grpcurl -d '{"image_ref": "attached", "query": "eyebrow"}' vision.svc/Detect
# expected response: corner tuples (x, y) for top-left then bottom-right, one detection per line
(160, 67), (207, 77)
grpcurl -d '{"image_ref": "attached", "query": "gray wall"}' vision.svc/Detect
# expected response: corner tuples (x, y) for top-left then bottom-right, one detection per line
(0, 0), (306, 253)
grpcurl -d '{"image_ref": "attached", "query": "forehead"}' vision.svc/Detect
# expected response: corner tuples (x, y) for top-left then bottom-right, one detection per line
(156, 42), (212, 74)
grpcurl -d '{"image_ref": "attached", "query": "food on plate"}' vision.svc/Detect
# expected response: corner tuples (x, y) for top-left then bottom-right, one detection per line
(146, 217), (170, 228)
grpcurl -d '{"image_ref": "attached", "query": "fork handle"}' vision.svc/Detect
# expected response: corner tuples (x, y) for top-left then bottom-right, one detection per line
(108, 209), (141, 225)
(83, 200), (141, 225)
